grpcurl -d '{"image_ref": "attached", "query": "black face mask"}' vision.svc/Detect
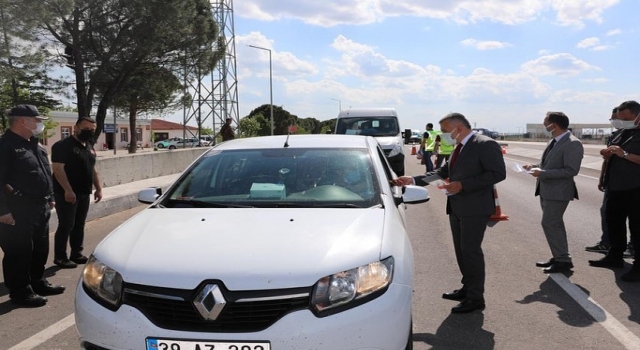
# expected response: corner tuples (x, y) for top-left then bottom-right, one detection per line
(78, 129), (95, 142)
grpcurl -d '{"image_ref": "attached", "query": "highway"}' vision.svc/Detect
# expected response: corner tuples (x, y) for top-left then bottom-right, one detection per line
(1, 141), (639, 350)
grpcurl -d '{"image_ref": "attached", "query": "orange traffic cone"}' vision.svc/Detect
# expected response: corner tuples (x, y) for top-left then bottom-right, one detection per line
(411, 145), (417, 155)
(490, 185), (509, 221)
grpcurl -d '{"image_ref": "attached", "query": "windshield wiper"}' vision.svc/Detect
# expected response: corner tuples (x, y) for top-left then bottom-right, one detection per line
(167, 199), (254, 208)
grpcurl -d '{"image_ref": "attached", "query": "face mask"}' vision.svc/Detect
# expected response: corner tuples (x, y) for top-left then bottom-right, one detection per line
(441, 128), (458, 145)
(610, 119), (624, 129)
(543, 124), (555, 137)
(78, 129), (95, 142)
(31, 121), (45, 136)
(620, 120), (638, 129)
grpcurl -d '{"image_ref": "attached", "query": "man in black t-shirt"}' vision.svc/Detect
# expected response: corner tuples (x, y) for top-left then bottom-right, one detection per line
(51, 117), (103, 268)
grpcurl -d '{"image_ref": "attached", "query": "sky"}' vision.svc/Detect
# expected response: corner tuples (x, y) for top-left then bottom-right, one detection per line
(211, 0), (639, 134)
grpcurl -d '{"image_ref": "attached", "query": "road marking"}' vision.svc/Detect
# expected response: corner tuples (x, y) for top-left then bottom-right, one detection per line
(550, 274), (640, 349)
(7, 314), (75, 350)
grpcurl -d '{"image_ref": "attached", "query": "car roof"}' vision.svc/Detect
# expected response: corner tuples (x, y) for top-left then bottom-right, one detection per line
(211, 135), (375, 151)
(338, 108), (397, 117)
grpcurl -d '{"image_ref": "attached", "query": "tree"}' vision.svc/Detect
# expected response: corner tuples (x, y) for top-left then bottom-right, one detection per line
(0, 0), (63, 130)
(106, 65), (182, 153)
(238, 116), (262, 138)
(32, 0), (224, 139)
(246, 104), (300, 136)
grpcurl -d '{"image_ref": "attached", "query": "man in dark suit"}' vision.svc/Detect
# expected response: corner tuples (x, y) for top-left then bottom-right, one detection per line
(523, 112), (583, 274)
(394, 113), (506, 313)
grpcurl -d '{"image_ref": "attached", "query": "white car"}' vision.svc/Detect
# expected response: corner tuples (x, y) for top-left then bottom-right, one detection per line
(166, 137), (201, 149)
(75, 134), (429, 350)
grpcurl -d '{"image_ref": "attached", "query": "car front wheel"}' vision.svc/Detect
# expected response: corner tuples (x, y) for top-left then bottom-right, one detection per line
(157, 144), (164, 149)
(169, 145), (176, 149)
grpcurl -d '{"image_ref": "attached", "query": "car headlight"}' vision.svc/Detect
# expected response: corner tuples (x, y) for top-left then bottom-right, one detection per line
(311, 257), (394, 316)
(387, 142), (403, 157)
(82, 255), (124, 309)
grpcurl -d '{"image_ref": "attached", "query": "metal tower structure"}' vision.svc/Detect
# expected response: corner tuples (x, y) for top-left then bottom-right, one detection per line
(182, 0), (239, 143)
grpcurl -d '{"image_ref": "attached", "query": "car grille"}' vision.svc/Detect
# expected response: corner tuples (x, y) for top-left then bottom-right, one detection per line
(123, 282), (311, 333)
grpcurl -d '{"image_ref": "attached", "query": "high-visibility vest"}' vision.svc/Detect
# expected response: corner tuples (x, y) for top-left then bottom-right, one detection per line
(425, 130), (439, 151)
(438, 133), (454, 155)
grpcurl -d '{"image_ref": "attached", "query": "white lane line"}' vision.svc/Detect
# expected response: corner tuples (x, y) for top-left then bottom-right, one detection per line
(7, 314), (75, 350)
(549, 274), (640, 350)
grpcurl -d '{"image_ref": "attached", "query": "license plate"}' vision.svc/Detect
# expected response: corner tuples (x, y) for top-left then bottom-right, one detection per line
(146, 338), (270, 350)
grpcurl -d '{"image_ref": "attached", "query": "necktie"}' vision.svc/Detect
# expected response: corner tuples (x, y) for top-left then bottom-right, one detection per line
(542, 139), (556, 163)
(449, 143), (463, 169)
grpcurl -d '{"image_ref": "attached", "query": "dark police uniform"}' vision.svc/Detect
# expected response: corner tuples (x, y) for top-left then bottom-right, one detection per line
(52, 135), (96, 262)
(0, 130), (54, 294)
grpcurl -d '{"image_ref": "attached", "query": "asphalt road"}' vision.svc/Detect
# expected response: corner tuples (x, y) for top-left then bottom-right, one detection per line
(1, 143), (639, 350)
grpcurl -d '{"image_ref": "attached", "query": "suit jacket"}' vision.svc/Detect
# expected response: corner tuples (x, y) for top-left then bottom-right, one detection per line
(415, 133), (506, 217)
(533, 132), (583, 201)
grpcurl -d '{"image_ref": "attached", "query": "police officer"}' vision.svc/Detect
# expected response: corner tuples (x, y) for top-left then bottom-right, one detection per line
(0, 104), (65, 307)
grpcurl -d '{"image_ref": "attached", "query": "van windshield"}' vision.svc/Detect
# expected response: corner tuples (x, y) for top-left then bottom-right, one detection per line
(335, 117), (399, 137)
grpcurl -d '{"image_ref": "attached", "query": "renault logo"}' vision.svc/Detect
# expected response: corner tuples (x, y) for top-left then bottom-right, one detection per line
(193, 284), (226, 321)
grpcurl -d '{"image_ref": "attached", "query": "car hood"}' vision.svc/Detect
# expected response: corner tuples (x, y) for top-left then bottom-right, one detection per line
(95, 208), (386, 290)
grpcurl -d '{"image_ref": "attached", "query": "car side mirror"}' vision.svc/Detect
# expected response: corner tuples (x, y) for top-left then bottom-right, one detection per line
(138, 187), (162, 204)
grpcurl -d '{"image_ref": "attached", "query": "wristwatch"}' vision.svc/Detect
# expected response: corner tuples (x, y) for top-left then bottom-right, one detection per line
(622, 151), (629, 158)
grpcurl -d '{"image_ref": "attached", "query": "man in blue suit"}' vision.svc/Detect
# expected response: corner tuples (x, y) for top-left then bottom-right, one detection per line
(394, 112), (506, 313)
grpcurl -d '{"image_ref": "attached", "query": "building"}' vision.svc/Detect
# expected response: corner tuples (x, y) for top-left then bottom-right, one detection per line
(43, 111), (151, 151)
(38, 112), (202, 152)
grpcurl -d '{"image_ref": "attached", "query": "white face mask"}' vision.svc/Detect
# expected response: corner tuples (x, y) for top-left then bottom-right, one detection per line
(610, 119), (624, 129)
(441, 128), (459, 145)
(620, 120), (638, 129)
(543, 124), (555, 137)
(32, 121), (45, 136)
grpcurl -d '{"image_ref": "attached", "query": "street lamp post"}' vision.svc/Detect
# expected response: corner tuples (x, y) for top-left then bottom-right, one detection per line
(331, 98), (342, 112)
(248, 45), (274, 135)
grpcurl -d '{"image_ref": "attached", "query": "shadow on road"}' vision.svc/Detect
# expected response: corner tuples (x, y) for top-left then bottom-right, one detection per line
(413, 312), (495, 349)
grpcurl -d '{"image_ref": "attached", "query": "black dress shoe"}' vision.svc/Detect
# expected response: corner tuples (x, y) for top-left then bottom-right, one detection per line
(54, 258), (78, 269)
(543, 261), (573, 273)
(536, 258), (555, 268)
(451, 299), (485, 313)
(589, 257), (624, 268)
(442, 289), (467, 301)
(32, 280), (66, 296)
(70, 254), (89, 264)
(10, 287), (48, 307)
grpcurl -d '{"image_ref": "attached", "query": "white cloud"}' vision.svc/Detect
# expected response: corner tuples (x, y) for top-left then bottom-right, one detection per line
(551, 0), (619, 28)
(606, 28), (622, 36)
(236, 0), (618, 27)
(521, 53), (600, 77)
(237, 32), (317, 80)
(461, 39), (512, 50)
(576, 37), (600, 49)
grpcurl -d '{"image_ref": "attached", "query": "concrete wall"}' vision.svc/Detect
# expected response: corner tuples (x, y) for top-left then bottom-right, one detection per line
(96, 148), (207, 187)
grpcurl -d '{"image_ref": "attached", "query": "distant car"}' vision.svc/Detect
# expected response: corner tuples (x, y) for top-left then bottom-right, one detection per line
(166, 137), (201, 149)
(155, 137), (182, 149)
(473, 128), (499, 139)
(75, 134), (430, 350)
(199, 135), (214, 146)
(409, 129), (422, 144)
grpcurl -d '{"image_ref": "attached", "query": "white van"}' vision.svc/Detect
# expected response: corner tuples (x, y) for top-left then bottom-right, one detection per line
(334, 108), (405, 175)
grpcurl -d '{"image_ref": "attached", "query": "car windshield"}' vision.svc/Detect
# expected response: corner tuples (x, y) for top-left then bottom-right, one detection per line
(335, 117), (399, 137)
(163, 148), (381, 208)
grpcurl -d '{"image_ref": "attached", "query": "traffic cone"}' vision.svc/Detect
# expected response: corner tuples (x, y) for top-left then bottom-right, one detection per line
(411, 145), (417, 155)
(502, 145), (507, 154)
(490, 185), (509, 221)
